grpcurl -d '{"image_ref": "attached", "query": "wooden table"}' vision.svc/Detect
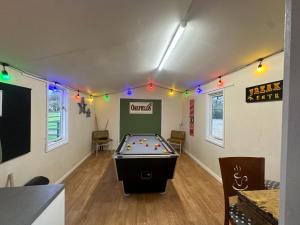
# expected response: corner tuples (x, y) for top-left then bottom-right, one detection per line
(237, 189), (279, 225)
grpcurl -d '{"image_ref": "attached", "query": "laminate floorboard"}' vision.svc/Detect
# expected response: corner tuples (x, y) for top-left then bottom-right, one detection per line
(64, 151), (224, 225)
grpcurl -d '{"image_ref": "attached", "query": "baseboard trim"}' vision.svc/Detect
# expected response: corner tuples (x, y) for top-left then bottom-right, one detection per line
(55, 152), (92, 184)
(184, 151), (222, 183)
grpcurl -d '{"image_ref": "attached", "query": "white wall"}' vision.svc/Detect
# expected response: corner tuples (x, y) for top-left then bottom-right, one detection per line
(0, 68), (96, 186)
(95, 87), (185, 149)
(183, 52), (284, 181)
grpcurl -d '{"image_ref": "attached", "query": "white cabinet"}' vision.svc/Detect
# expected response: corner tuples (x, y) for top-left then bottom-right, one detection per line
(32, 190), (65, 225)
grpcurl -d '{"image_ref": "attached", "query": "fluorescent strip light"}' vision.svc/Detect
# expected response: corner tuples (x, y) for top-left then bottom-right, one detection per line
(158, 23), (186, 71)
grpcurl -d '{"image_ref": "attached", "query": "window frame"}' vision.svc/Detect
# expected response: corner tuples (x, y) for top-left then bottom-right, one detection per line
(46, 83), (69, 152)
(206, 89), (225, 148)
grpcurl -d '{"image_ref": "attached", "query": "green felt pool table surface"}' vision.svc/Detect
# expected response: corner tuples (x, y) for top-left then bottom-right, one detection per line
(119, 134), (174, 155)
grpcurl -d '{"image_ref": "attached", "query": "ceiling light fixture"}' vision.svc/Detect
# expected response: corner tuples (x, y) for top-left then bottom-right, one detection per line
(157, 22), (187, 71)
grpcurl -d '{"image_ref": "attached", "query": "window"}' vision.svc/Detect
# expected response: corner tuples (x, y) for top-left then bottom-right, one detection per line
(207, 90), (224, 147)
(47, 84), (68, 151)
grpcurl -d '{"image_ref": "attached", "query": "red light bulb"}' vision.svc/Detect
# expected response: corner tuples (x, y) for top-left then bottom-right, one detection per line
(148, 83), (154, 90)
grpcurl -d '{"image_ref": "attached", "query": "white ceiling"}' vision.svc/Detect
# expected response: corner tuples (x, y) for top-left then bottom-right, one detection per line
(0, 0), (284, 94)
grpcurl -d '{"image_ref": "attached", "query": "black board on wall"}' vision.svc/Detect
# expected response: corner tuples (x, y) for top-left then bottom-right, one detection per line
(119, 99), (161, 140)
(0, 82), (31, 163)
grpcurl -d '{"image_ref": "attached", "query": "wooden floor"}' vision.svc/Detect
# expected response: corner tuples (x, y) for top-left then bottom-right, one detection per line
(63, 151), (225, 225)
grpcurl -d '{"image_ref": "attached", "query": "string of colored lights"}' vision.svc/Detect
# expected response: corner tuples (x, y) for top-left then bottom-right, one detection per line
(0, 62), (94, 99)
(94, 83), (187, 101)
(0, 49), (282, 101)
(184, 49), (283, 94)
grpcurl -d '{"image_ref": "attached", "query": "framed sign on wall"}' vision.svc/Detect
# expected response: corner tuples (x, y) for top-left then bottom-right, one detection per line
(129, 102), (153, 114)
(246, 80), (283, 103)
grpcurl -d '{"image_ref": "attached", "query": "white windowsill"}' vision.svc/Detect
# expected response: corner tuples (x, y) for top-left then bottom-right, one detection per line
(47, 139), (68, 152)
(206, 136), (224, 148)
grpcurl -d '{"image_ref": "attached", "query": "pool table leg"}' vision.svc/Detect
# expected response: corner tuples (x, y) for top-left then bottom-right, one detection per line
(121, 182), (130, 196)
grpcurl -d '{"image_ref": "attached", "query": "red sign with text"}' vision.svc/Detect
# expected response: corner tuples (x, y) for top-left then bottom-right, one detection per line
(189, 99), (194, 136)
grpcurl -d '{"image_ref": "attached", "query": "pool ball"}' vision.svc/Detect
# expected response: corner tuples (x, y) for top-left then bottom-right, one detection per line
(133, 142), (135, 144)
(158, 144), (161, 147)
(154, 147), (157, 150)
(146, 144), (148, 147)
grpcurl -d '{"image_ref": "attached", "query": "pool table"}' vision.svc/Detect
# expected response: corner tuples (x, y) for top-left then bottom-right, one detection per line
(113, 134), (179, 194)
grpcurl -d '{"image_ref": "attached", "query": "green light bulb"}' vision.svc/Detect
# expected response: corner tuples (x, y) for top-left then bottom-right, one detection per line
(184, 90), (190, 97)
(103, 94), (110, 102)
(1, 70), (10, 81)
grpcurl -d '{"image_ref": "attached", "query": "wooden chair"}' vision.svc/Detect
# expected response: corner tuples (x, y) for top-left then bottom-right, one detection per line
(167, 130), (185, 154)
(219, 157), (265, 225)
(92, 130), (112, 155)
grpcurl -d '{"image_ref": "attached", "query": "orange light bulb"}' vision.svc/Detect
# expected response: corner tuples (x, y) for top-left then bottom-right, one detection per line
(75, 90), (81, 100)
(217, 76), (224, 87)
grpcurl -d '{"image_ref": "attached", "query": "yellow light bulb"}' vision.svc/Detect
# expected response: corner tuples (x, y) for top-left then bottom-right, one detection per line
(256, 60), (266, 74)
(88, 95), (94, 102)
(168, 89), (175, 96)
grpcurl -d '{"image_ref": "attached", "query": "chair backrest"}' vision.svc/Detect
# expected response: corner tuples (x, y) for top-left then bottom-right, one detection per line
(219, 157), (265, 225)
(170, 130), (185, 140)
(92, 130), (109, 140)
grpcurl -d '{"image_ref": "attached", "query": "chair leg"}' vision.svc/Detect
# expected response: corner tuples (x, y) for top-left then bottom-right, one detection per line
(179, 143), (182, 154)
